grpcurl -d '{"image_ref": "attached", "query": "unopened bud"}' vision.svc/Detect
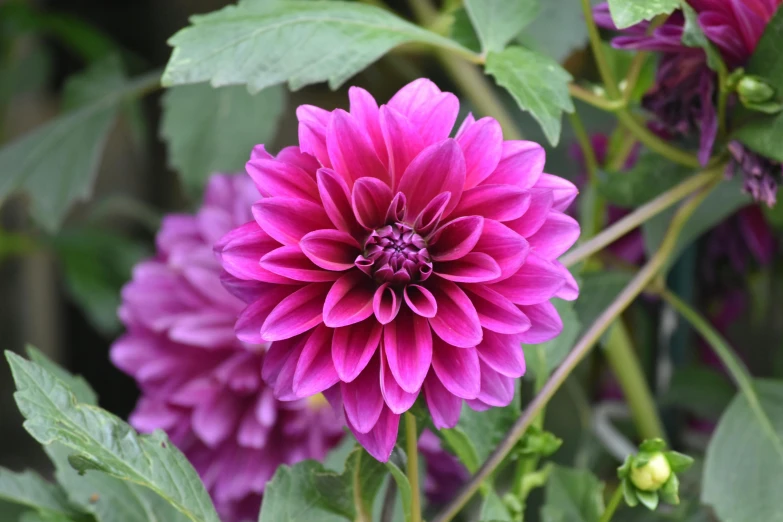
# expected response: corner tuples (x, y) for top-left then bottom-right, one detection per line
(738, 76), (776, 104)
(630, 453), (671, 492)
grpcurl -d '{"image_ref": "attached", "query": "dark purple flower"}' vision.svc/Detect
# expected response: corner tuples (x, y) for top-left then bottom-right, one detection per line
(726, 140), (782, 207)
(419, 430), (469, 504)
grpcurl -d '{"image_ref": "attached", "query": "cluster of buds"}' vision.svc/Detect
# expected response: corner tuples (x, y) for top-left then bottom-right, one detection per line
(618, 439), (694, 511)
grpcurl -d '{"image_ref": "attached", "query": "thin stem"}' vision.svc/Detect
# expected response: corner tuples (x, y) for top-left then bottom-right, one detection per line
(569, 111), (600, 183)
(598, 486), (624, 522)
(433, 186), (714, 522)
(716, 65), (730, 138)
(380, 479), (398, 522)
(605, 131), (637, 172)
(353, 451), (371, 522)
(569, 84), (625, 112)
(604, 321), (667, 441)
(405, 412), (422, 522)
(580, 0), (621, 99)
(621, 15), (666, 103)
(561, 168), (721, 268)
(616, 111), (702, 168)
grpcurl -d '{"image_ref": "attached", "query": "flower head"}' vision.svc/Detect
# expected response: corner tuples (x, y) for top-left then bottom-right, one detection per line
(111, 174), (343, 521)
(217, 79), (580, 461)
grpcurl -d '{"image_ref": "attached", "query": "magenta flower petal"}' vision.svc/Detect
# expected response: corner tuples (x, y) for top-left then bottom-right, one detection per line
(316, 169), (362, 236)
(493, 252), (566, 305)
(477, 330), (526, 378)
(428, 280), (482, 348)
(192, 389), (244, 447)
(462, 284), (531, 334)
(235, 286), (298, 343)
(348, 86), (388, 168)
(297, 105), (332, 168)
(168, 313), (239, 348)
(554, 261), (580, 301)
(342, 355), (384, 433)
(535, 173), (578, 212)
(517, 301), (563, 344)
(506, 189), (554, 237)
(293, 325), (339, 397)
(387, 79), (459, 145)
(327, 109), (389, 186)
(276, 146), (321, 174)
(261, 246), (340, 282)
(253, 198), (331, 246)
(323, 272), (375, 328)
(457, 117), (503, 188)
(352, 177), (394, 230)
(475, 360), (515, 407)
(216, 223), (291, 283)
(452, 185), (531, 222)
(431, 339), (480, 399)
(350, 406), (400, 462)
(429, 216), (484, 262)
(435, 252), (501, 283)
(300, 229), (361, 271)
(246, 156), (319, 203)
(383, 307), (433, 393)
(380, 349), (419, 413)
(413, 192), (451, 237)
(482, 141), (545, 188)
(527, 213), (580, 259)
(424, 375), (462, 430)
(373, 283), (402, 324)
(398, 139), (466, 218)
(380, 105), (425, 188)
(332, 318), (383, 382)
(473, 220), (530, 282)
(260, 283), (331, 341)
(403, 284), (437, 318)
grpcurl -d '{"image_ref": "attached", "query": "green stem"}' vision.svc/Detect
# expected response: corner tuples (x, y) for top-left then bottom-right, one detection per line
(353, 451), (371, 522)
(569, 111), (599, 183)
(569, 84), (625, 112)
(658, 288), (783, 461)
(598, 486), (624, 522)
(615, 111), (702, 168)
(604, 321), (667, 441)
(717, 66), (730, 138)
(580, 0), (621, 99)
(432, 181), (716, 522)
(621, 15), (665, 103)
(405, 412), (422, 522)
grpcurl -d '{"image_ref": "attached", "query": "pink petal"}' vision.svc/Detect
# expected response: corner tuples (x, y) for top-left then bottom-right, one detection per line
(300, 229), (361, 271)
(477, 330), (526, 378)
(403, 284), (437, 318)
(380, 349), (418, 414)
(462, 284), (531, 334)
(217, 222), (292, 284)
(373, 283), (402, 324)
(341, 355), (384, 434)
(386, 192), (407, 223)
(246, 157), (319, 203)
(293, 324), (339, 397)
(317, 168), (362, 236)
(352, 177), (393, 230)
(517, 301), (563, 344)
(428, 280), (483, 348)
(413, 192), (451, 238)
(220, 274), (270, 304)
(261, 246), (341, 282)
(380, 105), (425, 189)
(383, 306), (433, 393)
(297, 105), (332, 168)
(554, 261), (579, 301)
(482, 141), (545, 188)
(252, 198), (331, 246)
(435, 252), (501, 283)
(455, 113), (476, 138)
(424, 374), (462, 429)
(260, 283), (331, 341)
(527, 212), (580, 259)
(506, 189), (554, 237)
(456, 117), (503, 188)
(327, 109), (389, 186)
(534, 173), (578, 212)
(429, 216), (484, 262)
(276, 145), (321, 175)
(475, 360), (515, 407)
(349, 405), (400, 462)
(332, 317), (383, 382)
(388, 79), (459, 145)
(492, 252), (566, 305)
(273, 334), (308, 401)
(192, 389), (243, 447)
(473, 219), (530, 282)
(398, 139), (466, 219)
(169, 312), (239, 348)
(451, 184), (531, 222)
(349, 86), (388, 168)
(431, 338), (480, 399)
(323, 271), (375, 328)
(262, 335), (305, 386)
(235, 286), (299, 343)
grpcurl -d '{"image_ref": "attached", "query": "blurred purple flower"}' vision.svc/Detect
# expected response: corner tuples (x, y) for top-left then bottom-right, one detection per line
(726, 141), (782, 207)
(419, 430), (469, 505)
(111, 174), (343, 522)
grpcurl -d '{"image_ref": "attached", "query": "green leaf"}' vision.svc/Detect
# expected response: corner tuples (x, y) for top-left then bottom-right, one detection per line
(527, 299), (582, 377)
(540, 465), (604, 522)
(518, 0), (587, 63)
(163, 1), (476, 92)
(660, 365), (734, 418)
(160, 83), (285, 193)
(658, 474), (679, 505)
(733, 5), (783, 161)
(663, 452), (693, 474)
(0, 468), (79, 518)
(0, 59), (158, 231)
(479, 491), (512, 521)
(680, 3), (726, 72)
(448, 8), (482, 54)
(24, 346), (97, 406)
(384, 453), (412, 522)
(635, 490), (659, 510)
(464, 0), (539, 53)
(602, 43), (656, 103)
(5, 352), (220, 522)
(642, 176), (751, 268)
(702, 380), (783, 522)
(598, 153), (689, 208)
(606, 0), (679, 29)
(485, 46), (574, 145)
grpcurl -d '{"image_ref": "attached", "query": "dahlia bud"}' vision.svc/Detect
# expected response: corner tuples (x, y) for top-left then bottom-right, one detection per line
(617, 439), (694, 511)
(737, 75), (783, 114)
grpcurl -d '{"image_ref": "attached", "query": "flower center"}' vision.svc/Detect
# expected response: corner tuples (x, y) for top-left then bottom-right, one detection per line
(356, 222), (432, 285)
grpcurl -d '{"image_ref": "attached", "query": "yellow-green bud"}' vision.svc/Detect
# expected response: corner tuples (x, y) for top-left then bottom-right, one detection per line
(738, 76), (776, 103)
(630, 453), (671, 492)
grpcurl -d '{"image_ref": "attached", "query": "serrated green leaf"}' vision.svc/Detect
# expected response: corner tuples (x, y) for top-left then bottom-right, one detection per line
(485, 46), (573, 145)
(160, 83), (285, 193)
(518, 0), (588, 63)
(163, 1), (477, 92)
(0, 468), (79, 518)
(635, 490), (659, 510)
(5, 352), (220, 522)
(24, 346), (97, 406)
(598, 153), (690, 208)
(606, 0), (679, 30)
(702, 380), (783, 522)
(464, 0), (539, 53)
(540, 465), (604, 522)
(0, 59), (158, 231)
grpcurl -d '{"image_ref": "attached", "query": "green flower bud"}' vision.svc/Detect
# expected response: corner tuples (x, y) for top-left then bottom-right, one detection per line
(629, 453), (671, 492)
(737, 76), (776, 103)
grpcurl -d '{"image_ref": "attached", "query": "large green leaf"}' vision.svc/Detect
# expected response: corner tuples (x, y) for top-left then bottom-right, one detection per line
(0, 59), (158, 231)
(661, 366), (734, 419)
(464, 0), (539, 53)
(24, 346), (97, 406)
(160, 83), (285, 192)
(598, 153), (689, 208)
(0, 468), (79, 518)
(479, 490), (512, 521)
(702, 380), (783, 522)
(163, 1), (476, 92)
(485, 46), (573, 145)
(518, 0), (588, 63)
(606, 0), (679, 29)
(6, 352), (220, 522)
(540, 466), (604, 522)
(733, 5), (783, 161)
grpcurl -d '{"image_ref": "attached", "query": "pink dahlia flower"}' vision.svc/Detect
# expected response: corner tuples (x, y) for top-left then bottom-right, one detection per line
(111, 174), (343, 522)
(216, 79), (580, 461)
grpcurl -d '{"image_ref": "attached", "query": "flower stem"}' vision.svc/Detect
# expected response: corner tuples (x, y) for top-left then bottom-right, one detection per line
(615, 111), (702, 168)
(432, 184), (714, 522)
(405, 412), (422, 522)
(569, 111), (599, 183)
(604, 320), (667, 441)
(569, 84), (625, 112)
(580, 0), (621, 99)
(598, 485), (625, 522)
(561, 167), (722, 268)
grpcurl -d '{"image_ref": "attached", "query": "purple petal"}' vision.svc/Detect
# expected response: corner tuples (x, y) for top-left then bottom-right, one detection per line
(477, 330), (526, 378)
(260, 283), (331, 341)
(527, 212), (581, 259)
(476, 360), (515, 407)
(253, 198), (331, 246)
(327, 109), (389, 186)
(413, 192), (451, 238)
(235, 285), (298, 343)
(387, 79), (459, 145)
(451, 184), (531, 222)
(482, 141), (545, 188)
(492, 252), (566, 305)
(300, 229), (361, 271)
(429, 216), (484, 262)
(398, 139), (466, 219)
(349, 405), (400, 462)
(462, 284), (531, 334)
(317, 168), (363, 236)
(431, 338), (480, 399)
(352, 177), (394, 230)
(380, 105), (425, 189)
(554, 261), (579, 301)
(217, 222), (292, 283)
(456, 117), (503, 188)
(323, 271), (375, 328)
(403, 284), (437, 318)
(373, 283), (402, 325)
(297, 105), (332, 168)
(506, 189), (554, 238)
(383, 306), (433, 393)
(435, 252), (501, 283)
(534, 174), (578, 212)
(517, 301), (563, 344)
(332, 317), (383, 382)
(472, 219), (529, 282)
(380, 349), (419, 413)
(192, 388), (243, 447)
(341, 354), (384, 434)
(424, 374), (462, 429)
(349, 86), (388, 168)
(293, 324), (339, 397)
(261, 246), (340, 282)
(428, 280), (483, 348)
(246, 156), (319, 203)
